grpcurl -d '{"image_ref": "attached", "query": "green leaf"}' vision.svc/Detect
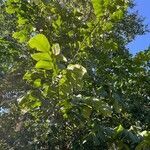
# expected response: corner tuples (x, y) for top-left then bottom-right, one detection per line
(42, 84), (49, 97)
(13, 31), (27, 43)
(118, 142), (130, 150)
(18, 16), (28, 26)
(102, 22), (113, 31)
(19, 92), (42, 109)
(91, 0), (103, 18)
(56, 54), (67, 62)
(93, 98), (112, 117)
(52, 43), (60, 55)
(35, 60), (53, 70)
(33, 79), (41, 87)
(6, 6), (16, 14)
(28, 34), (50, 52)
(23, 71), (32, 80)
(115, 125), (124, 134)
(67, 64), (87, 77)
(136, 140), (150, 150)
(111, 10), (124, 21)
(56, 16), (61, 26)
(82, 105), (92, 119)
(31, 53), (52, 61)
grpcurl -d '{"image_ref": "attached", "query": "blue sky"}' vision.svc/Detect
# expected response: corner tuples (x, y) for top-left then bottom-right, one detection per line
(127, 0), (150, 55)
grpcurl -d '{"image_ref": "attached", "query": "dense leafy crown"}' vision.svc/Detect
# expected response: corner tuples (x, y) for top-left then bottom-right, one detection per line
(0, 0), (150, 149)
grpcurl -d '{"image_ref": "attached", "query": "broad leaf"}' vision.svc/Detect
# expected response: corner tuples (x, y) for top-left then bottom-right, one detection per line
(31, 53), (52, 61)
(52, 43), (60, 55)
(28, 34), (50, 52)
(35, 60), (53, 70)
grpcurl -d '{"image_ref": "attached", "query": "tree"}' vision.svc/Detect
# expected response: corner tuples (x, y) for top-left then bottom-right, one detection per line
(0, 0), (150, 149)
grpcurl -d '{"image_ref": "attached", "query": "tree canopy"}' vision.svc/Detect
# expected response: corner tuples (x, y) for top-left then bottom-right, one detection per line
(0, 0), (150, 149)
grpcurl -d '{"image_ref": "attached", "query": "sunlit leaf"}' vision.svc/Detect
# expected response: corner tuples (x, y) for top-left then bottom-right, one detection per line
(35, 60), (53, 70)
(28, 34), (50, 52)
(33, 79), (41, 87)
(115, 125), (124, 134)
(31, 53), (52, 61)
(91, 0), (103, 18)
